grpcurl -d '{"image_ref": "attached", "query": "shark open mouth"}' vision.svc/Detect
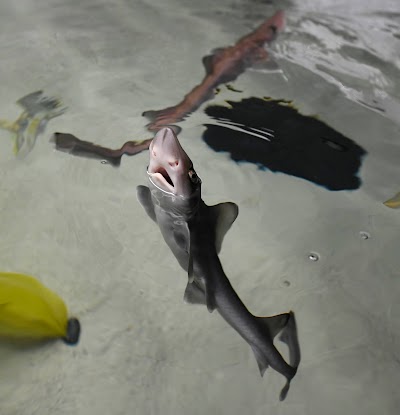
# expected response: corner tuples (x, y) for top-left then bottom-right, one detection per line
(147, 167), (175, 194)
(157, 167), (174, 187)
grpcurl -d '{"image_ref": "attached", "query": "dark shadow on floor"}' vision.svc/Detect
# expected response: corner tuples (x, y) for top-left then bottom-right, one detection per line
(203, 97), (367, 191)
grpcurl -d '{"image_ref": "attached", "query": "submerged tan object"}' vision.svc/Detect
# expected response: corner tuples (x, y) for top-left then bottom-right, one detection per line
(383, 192), (400, 208)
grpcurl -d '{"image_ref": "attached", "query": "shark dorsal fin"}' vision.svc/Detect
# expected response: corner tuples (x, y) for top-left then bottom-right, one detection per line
(209, 202), (239, 254)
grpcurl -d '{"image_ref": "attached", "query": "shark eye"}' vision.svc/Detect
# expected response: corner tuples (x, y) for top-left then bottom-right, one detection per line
(188, 169), (200, 184)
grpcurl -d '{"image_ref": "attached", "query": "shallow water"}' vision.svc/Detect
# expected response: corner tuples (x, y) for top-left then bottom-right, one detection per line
(0, 0), (399, 414)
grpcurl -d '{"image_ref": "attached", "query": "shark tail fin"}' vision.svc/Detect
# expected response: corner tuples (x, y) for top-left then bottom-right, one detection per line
(254, 312), (299, 401)
(250, 313), (290, 377)
(278, 362), (298, 401)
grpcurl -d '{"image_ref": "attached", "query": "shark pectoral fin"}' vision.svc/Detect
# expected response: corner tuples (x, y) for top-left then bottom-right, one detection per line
(250, 344), (269, 377)
(136, 186), (157, 222)
(183, 281), (206, 306)
(209, 202), (239, 254)
(258, 313), (290, 338)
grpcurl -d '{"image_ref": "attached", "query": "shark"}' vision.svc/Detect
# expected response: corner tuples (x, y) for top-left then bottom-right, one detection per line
(137, 127), (300, 401)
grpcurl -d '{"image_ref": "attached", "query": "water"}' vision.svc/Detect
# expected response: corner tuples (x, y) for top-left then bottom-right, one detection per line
(0, 1), (399, 414)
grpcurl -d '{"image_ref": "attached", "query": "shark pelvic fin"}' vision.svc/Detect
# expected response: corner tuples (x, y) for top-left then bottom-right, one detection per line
(183, 281), (205, 306)
(136, 186), (156, 222)
(183, 280), (216, 312)
(209, 202), (239, 254)
(257, 313), (290, 338)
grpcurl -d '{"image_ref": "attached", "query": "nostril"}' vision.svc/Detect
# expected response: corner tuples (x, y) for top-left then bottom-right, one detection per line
(169, 160), (179, 167)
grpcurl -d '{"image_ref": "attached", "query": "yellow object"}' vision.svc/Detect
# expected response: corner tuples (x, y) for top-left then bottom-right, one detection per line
(0, 90), (66, 158)
(0, 272), (69, 341)
(383, 192), (400, 209)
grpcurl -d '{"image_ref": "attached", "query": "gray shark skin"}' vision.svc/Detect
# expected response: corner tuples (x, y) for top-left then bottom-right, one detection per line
(137, 127), (300, 401)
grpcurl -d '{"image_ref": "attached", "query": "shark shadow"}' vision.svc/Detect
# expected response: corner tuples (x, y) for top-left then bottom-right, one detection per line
(203, 97), (367, 191)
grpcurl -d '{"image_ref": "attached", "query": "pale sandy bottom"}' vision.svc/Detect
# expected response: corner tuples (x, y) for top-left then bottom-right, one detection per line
(0, 0), (399, 414)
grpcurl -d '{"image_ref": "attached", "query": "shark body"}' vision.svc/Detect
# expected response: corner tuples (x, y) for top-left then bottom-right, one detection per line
(137, 127), (300, 400)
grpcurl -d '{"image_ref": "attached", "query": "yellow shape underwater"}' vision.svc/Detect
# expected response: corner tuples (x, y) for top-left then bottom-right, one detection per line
(383, 192), (400, 209)
(0, 272), (79, 343)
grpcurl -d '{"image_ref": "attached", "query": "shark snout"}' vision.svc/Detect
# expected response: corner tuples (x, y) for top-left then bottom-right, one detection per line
(149, 128), (189, 168)
(149, 141), (183, 172)
(168, 159), (179, 167)
(147, 127), (194, 196)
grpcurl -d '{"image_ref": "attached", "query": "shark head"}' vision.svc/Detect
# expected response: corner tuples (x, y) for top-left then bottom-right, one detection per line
(147, 127), (202, 201)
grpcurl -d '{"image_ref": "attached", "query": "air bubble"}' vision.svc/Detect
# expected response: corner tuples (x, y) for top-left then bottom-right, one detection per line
(359, 231), (370, 240)
(308, 252), (320, 262)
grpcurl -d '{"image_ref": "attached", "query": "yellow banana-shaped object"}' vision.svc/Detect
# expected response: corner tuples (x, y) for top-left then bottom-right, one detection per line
(0, 272), (80, 344)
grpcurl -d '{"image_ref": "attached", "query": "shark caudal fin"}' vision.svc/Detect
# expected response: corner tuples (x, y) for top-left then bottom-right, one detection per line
(279, 311), (301, 371)
(251, 313), (290, 375)
(251, 312), (299, 401)
(208, 202), (239, 254)
(257, 313), (290, 338)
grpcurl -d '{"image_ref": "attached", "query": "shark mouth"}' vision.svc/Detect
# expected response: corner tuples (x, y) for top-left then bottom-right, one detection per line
(147, 167), (175, 194)
(155, 167), (174, 187)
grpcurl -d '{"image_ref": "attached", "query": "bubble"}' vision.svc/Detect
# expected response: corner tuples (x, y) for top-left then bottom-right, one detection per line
(359, 231), (370, 240)
(308, 252), (320, 262)
(101, 160), (108, 164)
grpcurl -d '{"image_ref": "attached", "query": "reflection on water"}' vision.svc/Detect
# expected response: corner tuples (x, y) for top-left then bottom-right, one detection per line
(275, 3), (400, 123)
(143, 10), (285, 132)
(0, 91), (66, 158)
